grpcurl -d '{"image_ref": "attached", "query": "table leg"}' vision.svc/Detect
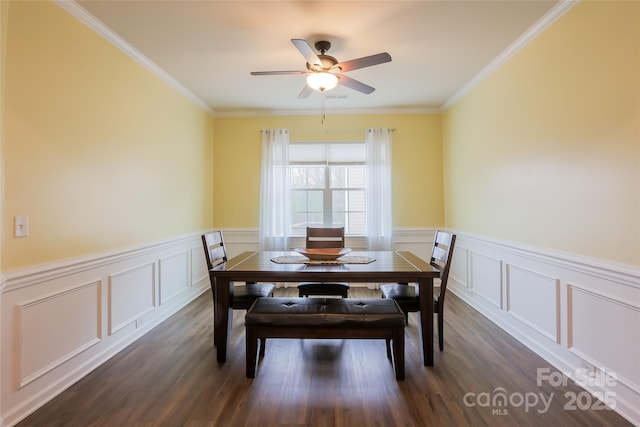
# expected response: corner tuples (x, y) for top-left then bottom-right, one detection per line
(214, 277), (232, 363)
(418, 278), (434, 366)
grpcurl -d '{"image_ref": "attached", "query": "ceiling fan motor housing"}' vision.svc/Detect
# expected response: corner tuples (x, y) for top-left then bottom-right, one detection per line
(307, 54), (338, 71)
(307, 40), (338, 71)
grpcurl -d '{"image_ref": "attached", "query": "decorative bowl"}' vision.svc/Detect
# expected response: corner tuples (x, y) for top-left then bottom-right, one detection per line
(294, 247), (352, 261)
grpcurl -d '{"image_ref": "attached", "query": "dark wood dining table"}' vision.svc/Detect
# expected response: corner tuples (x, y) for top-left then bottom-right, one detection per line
(208, 250), (441, 366)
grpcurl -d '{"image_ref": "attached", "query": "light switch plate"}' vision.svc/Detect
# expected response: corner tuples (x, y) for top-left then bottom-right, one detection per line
(14, 216), (28, 237)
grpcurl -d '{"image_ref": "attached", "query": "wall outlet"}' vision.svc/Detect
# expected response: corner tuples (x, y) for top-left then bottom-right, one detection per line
(135, 317), (145, 328)
(14, 216), (29, 237)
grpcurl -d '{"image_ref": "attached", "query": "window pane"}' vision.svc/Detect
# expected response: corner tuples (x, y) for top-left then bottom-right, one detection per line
(289, 167), (305, 188)
(291, 212), (307, 234)
(290, 190), (307, 213)
(348, 190), (366, 211)
(331, 213), (345, 228)
(346, 212), (366, 234)
(332, 190), (345, 213)
(306, 167), (325, 188)
(290, 166), (325, 189)
(348, 166), (366, 187)
(330, 166), (346, 188)
(290, 189), (323, 232)
(332, 190), (366, 234)
(330, 165), (365, 188)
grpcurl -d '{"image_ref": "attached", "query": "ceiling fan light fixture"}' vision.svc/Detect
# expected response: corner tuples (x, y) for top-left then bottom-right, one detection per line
(306, 72), (339, 92)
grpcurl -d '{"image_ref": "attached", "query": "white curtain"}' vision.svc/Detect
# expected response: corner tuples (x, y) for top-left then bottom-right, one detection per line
(365, 128), (393, 250)
(258, 129), (290, 250)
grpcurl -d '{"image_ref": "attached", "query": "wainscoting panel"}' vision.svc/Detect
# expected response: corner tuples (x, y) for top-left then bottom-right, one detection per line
(449, 246), (469, 289)
(18, 281), (101, 387)
(567, 284), (640, 393)
(469, 251), (503, 309)
(108, 263), (155, 335)
(159, 252), (189, 305)
(191, 246), (208, 287)
(506, 264), (560, 343)
(1, 234), (209, 427)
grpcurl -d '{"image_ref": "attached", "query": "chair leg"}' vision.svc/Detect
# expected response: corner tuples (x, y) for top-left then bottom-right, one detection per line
(246, 327), (258, 378)
(437, 310), (444, 351)
(385, 338), (392, 361)
(392, 328), (405, 381)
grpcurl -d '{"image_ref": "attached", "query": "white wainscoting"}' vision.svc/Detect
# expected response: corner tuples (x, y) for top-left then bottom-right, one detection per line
(1, 229), (638, 426)
(1, 233), (209, 427)
(447, 232), (640, 425)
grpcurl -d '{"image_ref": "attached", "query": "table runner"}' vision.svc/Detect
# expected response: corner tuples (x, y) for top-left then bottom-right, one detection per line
(271, 255), (376, 265)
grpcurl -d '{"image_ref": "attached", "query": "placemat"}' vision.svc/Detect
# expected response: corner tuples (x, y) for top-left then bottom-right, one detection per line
(271, 255), (376, 265)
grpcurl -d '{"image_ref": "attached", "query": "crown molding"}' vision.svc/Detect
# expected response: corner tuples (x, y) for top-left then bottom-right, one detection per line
(55, 0), (215, 116)
(214, 106), (439, 118)
(442, 0), (579, 110)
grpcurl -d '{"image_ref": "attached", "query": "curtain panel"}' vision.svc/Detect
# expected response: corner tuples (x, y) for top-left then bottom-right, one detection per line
(258, 129), (290, 250)
(365, 128), (394, 250)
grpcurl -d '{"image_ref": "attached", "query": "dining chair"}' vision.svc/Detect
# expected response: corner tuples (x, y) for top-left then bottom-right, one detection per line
(380, 230), (456, 351)
(202, 231), (275, 311)
(297, 226), (350, 298)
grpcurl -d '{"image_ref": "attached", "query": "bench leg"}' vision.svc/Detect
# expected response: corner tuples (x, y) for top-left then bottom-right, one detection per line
(246, 326), (258, 378)
(392, 328), (405, 381)
(259, 338), (266, 357)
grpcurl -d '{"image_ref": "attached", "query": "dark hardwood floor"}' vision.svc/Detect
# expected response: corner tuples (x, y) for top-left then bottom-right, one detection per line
(18, 288), (631, 427)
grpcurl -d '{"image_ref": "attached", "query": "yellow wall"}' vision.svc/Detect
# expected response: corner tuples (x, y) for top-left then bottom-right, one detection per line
(2, 1), (214, 269)
(213, 114), (443, 229)
(442, 1), (639, 266)
(7, 0), (634, 270)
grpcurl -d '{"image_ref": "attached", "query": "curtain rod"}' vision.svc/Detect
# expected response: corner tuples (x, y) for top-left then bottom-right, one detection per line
(261, 128), (395, 133)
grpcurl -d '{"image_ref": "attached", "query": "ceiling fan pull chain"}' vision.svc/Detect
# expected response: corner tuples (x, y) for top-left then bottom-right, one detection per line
(322, 94), (326, 125)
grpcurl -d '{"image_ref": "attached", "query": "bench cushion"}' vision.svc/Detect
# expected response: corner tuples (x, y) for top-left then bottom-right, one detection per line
(245, 297), (405, 328)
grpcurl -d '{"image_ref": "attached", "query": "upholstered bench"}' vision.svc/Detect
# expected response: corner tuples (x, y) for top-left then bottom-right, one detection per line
(245, 297), (406, 380)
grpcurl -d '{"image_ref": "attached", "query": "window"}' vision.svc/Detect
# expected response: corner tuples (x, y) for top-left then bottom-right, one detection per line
(259, 128), (392, 251)
(289, 142), (366, 235)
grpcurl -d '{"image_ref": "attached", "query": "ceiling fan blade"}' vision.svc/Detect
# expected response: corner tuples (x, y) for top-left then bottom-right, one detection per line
(250, 70), (306, 76)
(291, 39), (321, 69)
(336, 52), (392, 72)
(337, 75), (375, 94)
(298, 85), (313, 99)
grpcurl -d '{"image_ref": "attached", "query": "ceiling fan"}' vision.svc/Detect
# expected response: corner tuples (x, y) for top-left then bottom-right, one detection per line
(250, 39), (392, 98)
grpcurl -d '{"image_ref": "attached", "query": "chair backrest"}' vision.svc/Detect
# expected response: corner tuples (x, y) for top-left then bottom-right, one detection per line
(202, 230), (228, 271)
(305, 227), (345, 249)
(430, 230), (456, 299)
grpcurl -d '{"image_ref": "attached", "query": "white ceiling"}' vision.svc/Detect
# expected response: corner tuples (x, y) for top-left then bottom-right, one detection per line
(66, 0), (570, 116)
